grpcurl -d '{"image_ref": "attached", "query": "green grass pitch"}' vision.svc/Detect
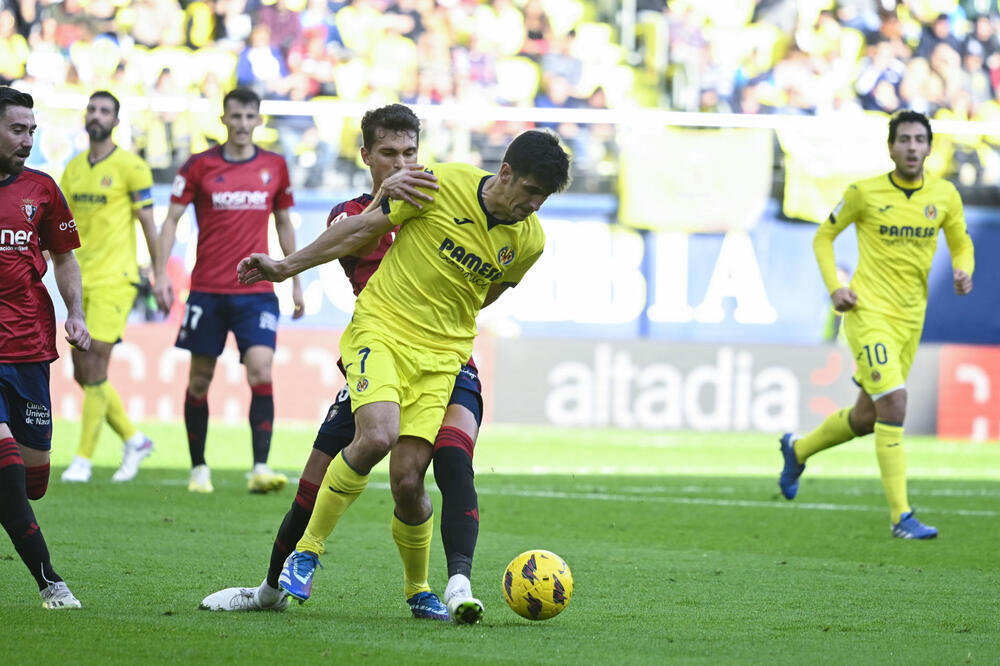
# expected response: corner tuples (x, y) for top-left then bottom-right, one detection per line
(1, 422), (998, 665)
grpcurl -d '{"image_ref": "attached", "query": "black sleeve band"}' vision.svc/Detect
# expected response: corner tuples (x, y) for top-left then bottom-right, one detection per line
(380, 196), (391, 214)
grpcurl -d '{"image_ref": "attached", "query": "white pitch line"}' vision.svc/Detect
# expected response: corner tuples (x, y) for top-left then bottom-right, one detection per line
(369, 482), (1000, 518)
(146, 479), (999, 517)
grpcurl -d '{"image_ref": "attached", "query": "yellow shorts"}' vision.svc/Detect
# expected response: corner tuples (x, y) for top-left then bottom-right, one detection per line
(339, 322), (462, 443)
(83, 283), (137, 344)
(843, 308), (920, 399)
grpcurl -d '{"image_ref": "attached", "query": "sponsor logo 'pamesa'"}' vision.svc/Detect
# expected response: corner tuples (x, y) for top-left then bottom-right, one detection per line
(879, 224), (936, 238)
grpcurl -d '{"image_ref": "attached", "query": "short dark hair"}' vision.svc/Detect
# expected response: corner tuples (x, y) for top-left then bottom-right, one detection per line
(502, 130), (571, 194)
(0, 85), (33, 120)
(361, 104), (421, 150)
(889, 110), (932, 144)
(89, 90), (120, 117)
(223, 87), (261, 111)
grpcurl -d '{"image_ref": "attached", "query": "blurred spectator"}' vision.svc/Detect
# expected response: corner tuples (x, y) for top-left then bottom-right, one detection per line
(751, 0), (797, 34)
(0, 8), (28, 83)
(385, 0), (426, 43)
(899, 56), (945, 115)
(520, 0), (553, 58)
(125, 0), (184, 49)
(236, 24), (291, 98)
(916, 13), (962, 59)
(856, 36), (907, 111)
(214, 0), (255, 49)
(300, 0), (346, 48)
(960, 40), (993, 105)
(835, 0), (882, 37)
(257, 0), (303, 58)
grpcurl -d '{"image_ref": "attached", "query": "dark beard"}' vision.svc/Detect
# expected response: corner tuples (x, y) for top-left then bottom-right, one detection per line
(87, 124), (113, 142)
(0, 155), (25, 176)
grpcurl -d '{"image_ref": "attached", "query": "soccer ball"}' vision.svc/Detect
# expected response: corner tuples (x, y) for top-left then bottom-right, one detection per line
(501, 549), (573, 621)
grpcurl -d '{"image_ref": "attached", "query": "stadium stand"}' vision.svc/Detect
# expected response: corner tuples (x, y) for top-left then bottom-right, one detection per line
(3, 0), (1000, 199)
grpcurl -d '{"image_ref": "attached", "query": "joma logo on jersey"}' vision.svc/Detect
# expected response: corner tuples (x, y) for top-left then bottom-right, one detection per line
(0, 228), (33, 245)
(211, 190), (269, 209)
(439, 237), (504, 281)
(879, 224), (935, 238)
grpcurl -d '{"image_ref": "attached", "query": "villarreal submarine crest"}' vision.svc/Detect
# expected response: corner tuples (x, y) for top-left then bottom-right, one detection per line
(497, 246), (515, 266)
(438, 237), (509, 286)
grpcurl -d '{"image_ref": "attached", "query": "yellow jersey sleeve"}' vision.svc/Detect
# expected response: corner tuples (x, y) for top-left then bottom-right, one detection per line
(124, 153), (154, 210)
(814, 183), (863, 295)
(940, 184), (975, 276)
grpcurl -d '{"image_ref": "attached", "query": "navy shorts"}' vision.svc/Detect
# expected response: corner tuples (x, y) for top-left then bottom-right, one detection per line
(175, 291), (280, 359)
(0, 362), (53, 450)
(313, 362), (483, 457)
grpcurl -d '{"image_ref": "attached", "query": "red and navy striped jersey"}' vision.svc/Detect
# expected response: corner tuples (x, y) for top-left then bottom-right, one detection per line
(171, 146), (294, 293)
(0, 168), (79, 362)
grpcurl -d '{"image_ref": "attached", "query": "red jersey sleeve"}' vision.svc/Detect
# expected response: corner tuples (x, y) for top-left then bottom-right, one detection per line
(274, 158), (294, 210)
(39, 181), (79, 254)
(170, 153), (202, 206)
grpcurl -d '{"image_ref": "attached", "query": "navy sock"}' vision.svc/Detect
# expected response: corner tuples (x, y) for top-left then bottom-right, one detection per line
(433, 428), (478, 579)
(0, 439), (61, 590)
(249, 384), (274, 465)
(185, 390), (209, 467)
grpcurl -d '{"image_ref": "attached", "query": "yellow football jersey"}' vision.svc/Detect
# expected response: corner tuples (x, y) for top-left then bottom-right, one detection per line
(353, 162), (546, 359)
(60, 146), (154, 288)
(815, 172), (975, 328)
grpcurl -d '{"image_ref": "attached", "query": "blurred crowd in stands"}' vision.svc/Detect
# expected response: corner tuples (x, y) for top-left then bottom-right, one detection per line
(2, 0), (1000, 194)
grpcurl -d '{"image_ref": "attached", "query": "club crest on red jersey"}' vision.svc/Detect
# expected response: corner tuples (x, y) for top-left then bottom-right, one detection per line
(260, 169), (271, 185)
(20, 199), (37, 222)
(497, 246), (515, 265)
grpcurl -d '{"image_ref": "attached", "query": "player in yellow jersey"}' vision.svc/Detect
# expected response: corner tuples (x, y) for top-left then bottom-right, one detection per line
(59, 91), (159, 484)
(237, 130), (570, 616)
(778, 110), (975, 539)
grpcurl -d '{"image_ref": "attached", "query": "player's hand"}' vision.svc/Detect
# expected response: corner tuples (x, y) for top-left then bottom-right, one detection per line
(954, 268), (973, 295)
(65, 315), (91, 352)
(831, 287), (857, 312)
(153, 279), (174, 313)
(291, 279), (305, 319)
(238, 253), (286, 284)
(378, 164), (438, 209)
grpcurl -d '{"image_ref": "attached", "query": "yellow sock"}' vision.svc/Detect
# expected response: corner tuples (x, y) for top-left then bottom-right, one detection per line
(391, 513), (432, 600)
(103, 381), (137, 442)
(794, 407), (857, 462)
(77, 383), (108, 459)
(874, 421), (910, 524)
(296, 452), (368, 554)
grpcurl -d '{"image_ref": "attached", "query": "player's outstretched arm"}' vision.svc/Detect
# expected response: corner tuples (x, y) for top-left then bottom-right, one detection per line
(373, 165), (438, 209)
(273, 208), (305, 319)
(50, 249), (91, 351)
(238, 208), (394, 285)
(153, 201), (186, 312)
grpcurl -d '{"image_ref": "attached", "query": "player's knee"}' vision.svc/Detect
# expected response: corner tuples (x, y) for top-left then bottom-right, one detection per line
(187, 374), (213, 397)
(390, 469), (425, 505)
(354, 428), (394, 462)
